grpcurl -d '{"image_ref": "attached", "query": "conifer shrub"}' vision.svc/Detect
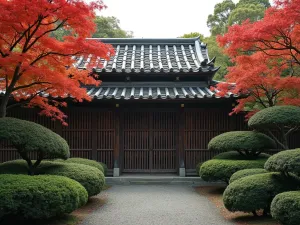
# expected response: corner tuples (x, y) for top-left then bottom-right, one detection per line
(0, 117), (69, 175)
(248, 106), (300, 129)
(248, 106), (300, 150)
(0, 174), (87, 219)
(55, 158), (105, 174)
(200, 155), (268, 183)
(229, 168), (268, 183)
(223, 173), (300, 215)
(39, 161), (105, 197)
(0, 160), (105, 197)
(208, 131), (276, 157)
(264, 148), (300, 175)
(99, 162), (108, 175)
(0, 160), (29, 174)
(271, 191), (300, 225)
(213, 151), (270, 160)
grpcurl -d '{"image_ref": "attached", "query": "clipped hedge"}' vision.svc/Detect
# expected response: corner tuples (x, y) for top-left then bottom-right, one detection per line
(0, 174), (88, 219)
(208, 131), (276, 156)
(39, 162), (105, 197)
(0, 118), (69, 159)
(0, 160), (29, 174)
(199, 152), (268, 183)
(223, 173), (300, 214)
(0, 118), (70, 174)
(100, 162), (108, 175)
(264, 148), (300, 175)
(0, 160), (105, 197)
(271, 191), (300, 225)
(229, 168), (268, 183)
(213, 151), (270, 160)
(200, 157), (268, 183)
(248, 106), (300, 129)
(55, 158), (105, 174)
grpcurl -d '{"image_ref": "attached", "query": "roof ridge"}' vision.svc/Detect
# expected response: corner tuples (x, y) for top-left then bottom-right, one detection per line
(86, 37), (201, 44)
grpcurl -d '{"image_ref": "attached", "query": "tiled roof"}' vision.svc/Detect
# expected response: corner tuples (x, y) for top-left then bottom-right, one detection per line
(74, 37), (218, 74)
(85, 82), (235, 100)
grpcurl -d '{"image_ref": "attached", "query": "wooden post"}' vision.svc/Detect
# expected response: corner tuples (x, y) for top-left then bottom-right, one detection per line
(178, 105), (185, 176)
(91, 111), (97, 160)
(113, 106), (120, 176)
(149, 112), (153, 172)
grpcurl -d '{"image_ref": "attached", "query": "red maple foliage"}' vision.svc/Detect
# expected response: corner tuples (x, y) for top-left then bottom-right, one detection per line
(216, 0), (300, 117)
(0, 0), (114, 124)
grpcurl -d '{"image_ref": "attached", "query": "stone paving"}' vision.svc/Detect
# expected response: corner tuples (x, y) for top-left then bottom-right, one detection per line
(81, 185), (234, 225)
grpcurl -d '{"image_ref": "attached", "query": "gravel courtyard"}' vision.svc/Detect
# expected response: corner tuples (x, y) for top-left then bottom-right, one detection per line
(80, 185), (234, 225)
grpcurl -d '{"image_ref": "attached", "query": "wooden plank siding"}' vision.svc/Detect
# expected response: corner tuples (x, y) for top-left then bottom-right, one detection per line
(1, 107), (300, 176)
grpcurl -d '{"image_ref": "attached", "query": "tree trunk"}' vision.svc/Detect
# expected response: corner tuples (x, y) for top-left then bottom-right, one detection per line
(28, 165), (35, 176)
(0, 94), (9, 118)
(0, 64), (22, 118)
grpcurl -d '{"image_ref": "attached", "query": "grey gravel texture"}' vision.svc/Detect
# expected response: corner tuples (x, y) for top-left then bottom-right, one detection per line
(81, 185), (234, 225)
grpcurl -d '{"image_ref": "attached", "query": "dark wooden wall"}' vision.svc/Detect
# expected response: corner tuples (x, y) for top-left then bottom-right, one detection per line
(1, 106), (300, 176)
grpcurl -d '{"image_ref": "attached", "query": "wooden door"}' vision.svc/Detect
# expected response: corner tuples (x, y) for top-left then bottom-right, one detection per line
(122, 111), (177, 173)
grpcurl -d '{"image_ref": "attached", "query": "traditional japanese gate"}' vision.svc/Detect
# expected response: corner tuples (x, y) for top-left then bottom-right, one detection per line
(122, 111), (177, 173)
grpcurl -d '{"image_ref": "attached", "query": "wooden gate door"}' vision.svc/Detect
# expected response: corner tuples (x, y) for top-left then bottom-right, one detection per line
(122, 111), (177, 173)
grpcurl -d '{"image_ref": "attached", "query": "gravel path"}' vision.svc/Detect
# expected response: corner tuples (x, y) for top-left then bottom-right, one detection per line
(80, 185), (234, 225)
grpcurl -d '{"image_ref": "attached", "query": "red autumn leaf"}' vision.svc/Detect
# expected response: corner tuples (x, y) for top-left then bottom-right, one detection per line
(0, 0), (115, 123)
(216, 0), (300, 117)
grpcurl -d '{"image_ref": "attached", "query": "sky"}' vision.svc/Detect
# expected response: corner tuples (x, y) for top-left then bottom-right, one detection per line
(97, 0), (239, 38)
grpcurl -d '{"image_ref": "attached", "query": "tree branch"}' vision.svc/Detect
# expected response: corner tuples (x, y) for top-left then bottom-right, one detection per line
(12, 81), (51, 91)
(24, 20), (67, 52)
(267, 130), (287, 150)
(286, 126), (299, 137)
(7, 87), (53, 110)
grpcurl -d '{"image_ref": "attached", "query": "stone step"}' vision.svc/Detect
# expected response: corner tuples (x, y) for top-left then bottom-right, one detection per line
(105, 176), (225, 186)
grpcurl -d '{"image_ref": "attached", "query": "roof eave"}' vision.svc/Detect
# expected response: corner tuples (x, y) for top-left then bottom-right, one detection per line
(86, 37), (200, 45)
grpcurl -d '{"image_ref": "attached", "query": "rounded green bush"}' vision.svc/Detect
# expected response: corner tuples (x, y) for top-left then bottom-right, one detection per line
(39, 162), (105, 197)
(0, 118), (69, 159)
(99, 162), (108, 175)
(248, 106), (300, 129)
(264, 149), (300, 174)
(200, 155), (268, 183)
(271, 191), (300, 225)
(223, 173), (300, 214)
(208, 131), (276, 156)
(0, 160), (29, 174)
(0, 160), (105, 197)
(55, 158), (105, 174)
(0, 174), (88, 219)
(229, 169), (268, 183)
(213, 151), (270, 160)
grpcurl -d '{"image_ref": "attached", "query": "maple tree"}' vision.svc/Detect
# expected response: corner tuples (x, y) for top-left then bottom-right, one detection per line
(0, 0), (115, 124)
(216, 0), (300, 116)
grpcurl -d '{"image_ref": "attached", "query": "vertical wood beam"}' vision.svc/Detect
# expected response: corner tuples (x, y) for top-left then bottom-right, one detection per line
(149, 112), (153, 172)
(119, 110), (124, 171)
(92, 111), (97, 160)
(114, 108), (120, 174)
(178, 107), (185, 170)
